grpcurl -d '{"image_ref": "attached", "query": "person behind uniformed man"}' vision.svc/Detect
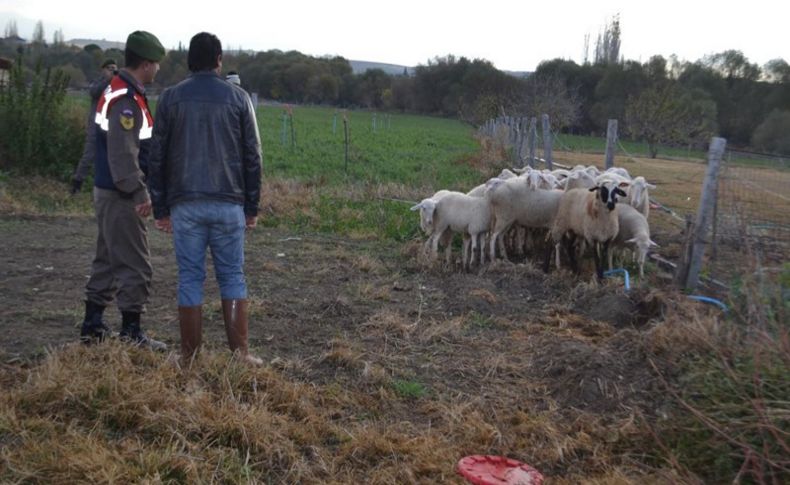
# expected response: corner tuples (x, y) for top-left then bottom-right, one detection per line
(70, 58), (118, 195)
(225, 71), (240, 86)
(148, 32), (262, 364)
(79, 31), (167, 350)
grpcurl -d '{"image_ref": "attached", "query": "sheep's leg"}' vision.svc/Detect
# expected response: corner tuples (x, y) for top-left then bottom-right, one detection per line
(470, 233), (479, 268)
(596, 241), (609, 281)
(608, 247), (614, 270)
(462, 235), (470, 271)
(542, 243), (553, 273)
(554, 242), (562, 269)
(564, 235), (579, 274)
(441, 230), (452, 266)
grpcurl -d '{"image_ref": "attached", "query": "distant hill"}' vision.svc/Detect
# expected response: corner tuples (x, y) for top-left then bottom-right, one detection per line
(349, 60), (414, 76)
(66, 38), (124, 50)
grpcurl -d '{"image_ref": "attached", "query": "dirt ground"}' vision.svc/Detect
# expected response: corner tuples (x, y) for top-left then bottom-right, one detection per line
(0, 213), (671, 414)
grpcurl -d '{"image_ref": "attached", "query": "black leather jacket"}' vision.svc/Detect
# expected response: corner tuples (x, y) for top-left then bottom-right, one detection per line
(148, 71), (262, 219)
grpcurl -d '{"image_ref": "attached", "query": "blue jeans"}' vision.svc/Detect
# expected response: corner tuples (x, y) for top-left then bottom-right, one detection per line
(171, 200), (247, 306)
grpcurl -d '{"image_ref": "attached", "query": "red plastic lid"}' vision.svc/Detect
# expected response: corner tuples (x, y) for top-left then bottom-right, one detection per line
(457, 455), (544, 485)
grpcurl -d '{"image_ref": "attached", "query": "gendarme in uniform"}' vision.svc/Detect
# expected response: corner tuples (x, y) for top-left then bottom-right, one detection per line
(80, 31), (167, 350)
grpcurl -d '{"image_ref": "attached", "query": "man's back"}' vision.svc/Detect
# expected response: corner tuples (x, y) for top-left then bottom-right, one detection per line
(148, 71), (261, 219)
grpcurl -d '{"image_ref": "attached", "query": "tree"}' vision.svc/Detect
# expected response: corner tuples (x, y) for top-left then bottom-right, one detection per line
(594, 14), (621, 65)
(4, 19), (18, 38)
(52, 29), (64, 46)
(516, 73), (580, 131)
(703, 50), (760, 81)
(625, 82), (717, 158)
(32, 21), (45, 44)
(763, 59), (790, 83)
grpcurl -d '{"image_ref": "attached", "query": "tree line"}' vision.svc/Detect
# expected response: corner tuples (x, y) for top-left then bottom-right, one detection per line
(2, 27), (789, 155)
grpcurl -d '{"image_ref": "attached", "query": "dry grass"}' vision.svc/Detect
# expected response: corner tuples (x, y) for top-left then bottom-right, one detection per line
(0, 341), (678, 484)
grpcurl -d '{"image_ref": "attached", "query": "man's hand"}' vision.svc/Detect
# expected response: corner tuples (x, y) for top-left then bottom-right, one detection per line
(69, 178), (83, 195)
(155, 217), (172, 233)
(135, 201), (152, 218)
(245, 216), (258, 230)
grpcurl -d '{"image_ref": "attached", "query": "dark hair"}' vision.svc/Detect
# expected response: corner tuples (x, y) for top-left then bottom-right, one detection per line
(188, 32), (222, 72)
(227, 71), (238, 76)
(124, 49), (146, 69)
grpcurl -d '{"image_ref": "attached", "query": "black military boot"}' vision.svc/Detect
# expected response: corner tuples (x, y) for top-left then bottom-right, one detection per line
(119, 311), (168, 351)
(79, 300), (111, 344)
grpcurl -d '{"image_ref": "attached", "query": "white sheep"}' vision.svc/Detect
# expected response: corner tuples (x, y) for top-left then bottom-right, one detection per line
(431, 191), (493, 269)
(549, 180), (629, 280)
(609, 203), (657, 277)
(625, 176), (655, 218)
(564, 170), (596, 191)
(411, 190), (453, 263)
(488, 172), (564, 261)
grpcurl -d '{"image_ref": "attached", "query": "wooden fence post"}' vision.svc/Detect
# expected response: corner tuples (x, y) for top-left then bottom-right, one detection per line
(677, 137), (727, 290)
(541, 114), (553, 169)
(605, 119), (618, 169)
(280, 111), (287, 146)
(527, 117), (537, 168)
(343, 112), (350, 173)
(332, 111), (337, 135)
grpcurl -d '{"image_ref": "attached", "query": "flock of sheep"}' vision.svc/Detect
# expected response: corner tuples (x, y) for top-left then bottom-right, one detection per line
(411, 164), (658, 279)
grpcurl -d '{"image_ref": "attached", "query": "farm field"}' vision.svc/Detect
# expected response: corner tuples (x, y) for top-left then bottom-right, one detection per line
(0, 106), (787, 483)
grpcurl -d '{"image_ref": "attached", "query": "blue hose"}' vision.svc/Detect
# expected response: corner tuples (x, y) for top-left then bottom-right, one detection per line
(688, 295), (729, 313)
(604, 268), (631, 291)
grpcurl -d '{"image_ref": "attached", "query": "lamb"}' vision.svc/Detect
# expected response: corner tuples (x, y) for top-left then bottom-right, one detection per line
(411, 190), (453, 263)
(609, 203), (657, 277)
(625, 176), (655, 218)
(548, 179), (629, 280)
(430, 191), (493, 269)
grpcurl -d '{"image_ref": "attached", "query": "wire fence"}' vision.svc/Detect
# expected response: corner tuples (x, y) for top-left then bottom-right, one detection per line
(709, 158), (790, 279)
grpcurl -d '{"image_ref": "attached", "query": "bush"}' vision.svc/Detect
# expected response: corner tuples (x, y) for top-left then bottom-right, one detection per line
(752, 110), (790, 155)
(0, 55), (84, 178)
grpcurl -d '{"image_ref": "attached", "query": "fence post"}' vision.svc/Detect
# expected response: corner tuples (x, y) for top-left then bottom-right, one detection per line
(677, 137), (727, 290)
(605, 119), (618, 169)
(372, 112), (377, 133)
(541, 114), (553, 169)
(343, 112), (350, 173)
(332, 111), (337, 135)
(527, 117), (537, 168)
(280, 111), (287, 146)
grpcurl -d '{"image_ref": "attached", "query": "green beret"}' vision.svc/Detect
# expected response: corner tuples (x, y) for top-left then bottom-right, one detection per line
(101, 58), (117, 68)
(125, 30), (165, 62)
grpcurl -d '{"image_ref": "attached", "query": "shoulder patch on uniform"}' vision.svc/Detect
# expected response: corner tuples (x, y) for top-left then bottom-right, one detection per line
(120, 109), (135, 131)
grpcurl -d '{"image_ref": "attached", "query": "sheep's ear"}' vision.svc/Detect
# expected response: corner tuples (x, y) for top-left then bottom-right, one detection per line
(589, 186), (599, 192)
(614, 187), (627, 197)
(625, 237), (637, 244)
(647, 183), (657, 190)
(649, 239), (659, 247)
(410, 203), (422, 211)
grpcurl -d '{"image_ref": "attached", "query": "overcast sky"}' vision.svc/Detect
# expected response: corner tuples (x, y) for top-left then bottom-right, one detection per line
(1, 0), (787, 71)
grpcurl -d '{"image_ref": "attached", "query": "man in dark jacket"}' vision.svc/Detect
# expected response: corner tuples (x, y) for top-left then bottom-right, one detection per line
(148, 32), (263, 365)
(70, 58), (117, 194)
